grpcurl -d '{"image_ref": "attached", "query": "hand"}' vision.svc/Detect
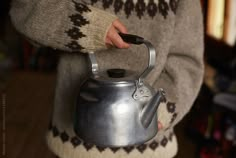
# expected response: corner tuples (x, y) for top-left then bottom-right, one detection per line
(158, 121), (163, 130)
(105, 19), (130, 49)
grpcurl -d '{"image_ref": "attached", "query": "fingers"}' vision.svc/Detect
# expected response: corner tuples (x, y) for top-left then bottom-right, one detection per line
(105, 35), (113, 46)
(108, 26), (130, 48)
(112, 19), (128, 34)
(158, 121), (163, 130)
(105, 19), (130, 49)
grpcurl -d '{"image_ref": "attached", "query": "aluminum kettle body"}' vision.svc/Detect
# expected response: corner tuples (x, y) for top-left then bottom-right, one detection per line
(74, 34), (165, 147)
(75, 79), (161, 147)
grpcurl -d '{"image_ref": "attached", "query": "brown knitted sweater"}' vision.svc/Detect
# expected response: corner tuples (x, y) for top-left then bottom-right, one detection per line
(10, 0), (204, 157)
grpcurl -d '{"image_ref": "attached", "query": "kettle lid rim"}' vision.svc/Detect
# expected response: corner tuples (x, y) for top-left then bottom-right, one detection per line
(89, 76), (137, 86)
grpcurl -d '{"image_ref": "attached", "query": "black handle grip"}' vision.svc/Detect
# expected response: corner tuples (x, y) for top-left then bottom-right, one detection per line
(119, 33), (144, 45)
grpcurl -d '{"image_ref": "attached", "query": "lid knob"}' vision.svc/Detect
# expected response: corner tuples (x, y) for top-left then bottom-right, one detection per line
(107, 69), (126, 78)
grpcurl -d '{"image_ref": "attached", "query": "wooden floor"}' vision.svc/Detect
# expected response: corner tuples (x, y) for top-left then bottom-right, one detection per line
(6, 71), (196, 158)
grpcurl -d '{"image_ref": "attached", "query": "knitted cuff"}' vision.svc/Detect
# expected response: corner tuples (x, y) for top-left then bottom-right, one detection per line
(78, 6), (118, 52)
(10, 0), (117, 53)
(60, 1), (118, 52)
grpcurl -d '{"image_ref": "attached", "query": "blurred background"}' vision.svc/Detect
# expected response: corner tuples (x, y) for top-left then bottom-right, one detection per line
(1, 0), (236, 158)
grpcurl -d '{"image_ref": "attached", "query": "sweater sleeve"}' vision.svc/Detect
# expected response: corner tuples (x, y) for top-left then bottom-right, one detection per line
(155, 0), (204, 130)
(9, 0), (118, 52)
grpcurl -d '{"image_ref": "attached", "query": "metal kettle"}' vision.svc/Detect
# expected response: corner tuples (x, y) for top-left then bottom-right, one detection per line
(74, 33), (166, 147)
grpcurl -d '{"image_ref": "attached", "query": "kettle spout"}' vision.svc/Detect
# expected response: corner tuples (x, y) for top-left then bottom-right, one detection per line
(140, 89), (166, 128)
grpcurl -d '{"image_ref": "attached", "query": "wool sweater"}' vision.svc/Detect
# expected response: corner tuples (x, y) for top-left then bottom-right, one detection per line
(10, 0), (204, 157)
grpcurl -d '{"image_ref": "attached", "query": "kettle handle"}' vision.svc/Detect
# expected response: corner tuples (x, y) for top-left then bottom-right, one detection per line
(119, 33), (156, 85)
(88, 52), (99, 77)
(137, 40), (156, 85)
(88, 33), (156, 84)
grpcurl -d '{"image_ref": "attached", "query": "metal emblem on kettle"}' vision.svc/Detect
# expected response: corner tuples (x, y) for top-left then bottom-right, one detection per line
(74, 33), (166, 147)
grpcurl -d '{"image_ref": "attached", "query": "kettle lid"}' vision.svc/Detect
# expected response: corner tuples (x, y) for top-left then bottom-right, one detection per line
(107, 68), (126, 78)
(91, 68), (138, 85)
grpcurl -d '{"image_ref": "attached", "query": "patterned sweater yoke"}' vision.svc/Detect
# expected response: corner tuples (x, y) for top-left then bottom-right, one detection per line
(10, 0), (204, 157)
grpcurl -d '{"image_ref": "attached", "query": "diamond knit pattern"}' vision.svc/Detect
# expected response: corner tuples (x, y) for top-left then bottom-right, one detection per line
(149, 140), (159, 150)
(91, 0), (179, 18)
(65, 1), (91, 51)
(71, 136), (82, 147)
(60, 131), (69, 143)
(48, 124), (174, 153)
